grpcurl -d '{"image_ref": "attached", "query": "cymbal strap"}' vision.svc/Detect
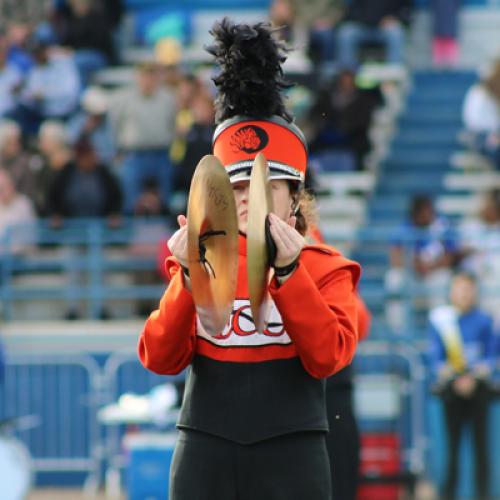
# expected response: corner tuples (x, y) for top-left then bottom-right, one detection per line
(264, 216), (277, 267)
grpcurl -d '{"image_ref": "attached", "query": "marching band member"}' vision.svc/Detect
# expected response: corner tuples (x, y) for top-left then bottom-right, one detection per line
(139, 18), (361, 500)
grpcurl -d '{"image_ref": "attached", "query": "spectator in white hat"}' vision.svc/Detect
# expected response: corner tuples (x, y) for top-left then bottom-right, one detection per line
(66, 85), (115, 166)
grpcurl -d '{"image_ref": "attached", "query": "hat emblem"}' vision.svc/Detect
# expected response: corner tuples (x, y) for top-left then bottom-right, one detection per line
(230, 125), (269, 154)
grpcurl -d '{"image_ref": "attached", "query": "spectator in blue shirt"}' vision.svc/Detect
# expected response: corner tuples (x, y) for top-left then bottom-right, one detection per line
(428, 272), (495, 500)
(391, 195), (459, 277)
(386, 195), (460, 329)
(17, 40), (80, 136)
(5, 21), (34, 76)
(0, 35), (23, 119)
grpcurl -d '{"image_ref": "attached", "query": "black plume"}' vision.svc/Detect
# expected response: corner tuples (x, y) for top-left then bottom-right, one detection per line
(206, 17), (293, 124)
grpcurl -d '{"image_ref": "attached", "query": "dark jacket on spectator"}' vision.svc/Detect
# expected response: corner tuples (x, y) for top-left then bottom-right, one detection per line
(102, 0), (124, 29)
(55, 4), (115, 61)
(48, 161), (122, 217)
(344, 0), (412, 26)
(173, 123), (214, 195)
(308, 78), (382, 167)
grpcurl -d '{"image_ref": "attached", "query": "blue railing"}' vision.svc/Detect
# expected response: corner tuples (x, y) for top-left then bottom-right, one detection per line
(0, 218), (172, 320)
(1, 219), (499, 331)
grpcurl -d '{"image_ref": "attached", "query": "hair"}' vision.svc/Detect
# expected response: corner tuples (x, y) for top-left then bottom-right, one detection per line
(483, 59), (500, 103)
(38, 120), (68, 145)
(0, 119), (21, 149)
(409, 194), (433, 220)
(483, 188), (500, 213)
(288, 181), (318, 236)
(206, 17), (293, 124)
(74, 136), (95, 157)
(452, 271), (477, 287)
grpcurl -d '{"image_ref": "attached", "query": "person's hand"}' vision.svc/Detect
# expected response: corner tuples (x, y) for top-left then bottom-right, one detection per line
(167, 215), (188, 269)
(268, 212), (305, 269)
(453, 374), (476, 397)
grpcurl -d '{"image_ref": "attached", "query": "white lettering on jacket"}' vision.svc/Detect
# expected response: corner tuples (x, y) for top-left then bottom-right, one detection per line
(196, 299), (292, 347)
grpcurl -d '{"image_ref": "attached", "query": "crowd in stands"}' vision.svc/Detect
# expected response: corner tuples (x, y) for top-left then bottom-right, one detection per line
(0, 0), (498, 329)
(386, 189), (500, 327)
(0, 0), (412, 257)
(384, 49), (500, 331)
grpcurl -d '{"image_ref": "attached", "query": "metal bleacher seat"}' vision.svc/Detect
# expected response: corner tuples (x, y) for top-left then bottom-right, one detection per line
(444, 171), (500, 192)
(0, 219), (170, 321)
(436, 194), (482, 219)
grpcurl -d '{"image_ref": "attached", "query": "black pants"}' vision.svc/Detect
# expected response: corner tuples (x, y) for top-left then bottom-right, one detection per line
(325, 385), (359, 500)
(441, 379), (491, 500)
(170, 429), (332, 500)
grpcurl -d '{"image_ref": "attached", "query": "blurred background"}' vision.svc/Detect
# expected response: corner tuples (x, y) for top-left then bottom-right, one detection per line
(0, 0), (499, 499)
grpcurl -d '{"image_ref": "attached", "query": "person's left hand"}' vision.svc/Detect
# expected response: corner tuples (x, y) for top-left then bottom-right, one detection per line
(268, 212), (305, 268)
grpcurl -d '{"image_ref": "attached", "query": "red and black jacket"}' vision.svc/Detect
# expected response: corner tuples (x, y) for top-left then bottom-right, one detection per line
(139, 235), (361, 443)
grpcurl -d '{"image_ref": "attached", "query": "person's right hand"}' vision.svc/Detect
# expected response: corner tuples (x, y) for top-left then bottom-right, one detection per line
(167, 215), (188, 269)
(453, 374), (476, 398)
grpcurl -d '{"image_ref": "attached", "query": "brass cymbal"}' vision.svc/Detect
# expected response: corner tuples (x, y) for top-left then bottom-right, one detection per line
(187, 155), (239, 336)
(247, 153), (274, 333)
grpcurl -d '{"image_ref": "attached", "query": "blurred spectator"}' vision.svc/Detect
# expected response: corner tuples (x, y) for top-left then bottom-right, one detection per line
(336, 0), (411, 68)
(307, 69), (382, 170)
(154, 38), (183, 93)
(0, 168), (36, 256)
(327, 292), (371, 500)
(390, 195), (458, 281)
(47, 138), (121, 221)
(387, 195), (460, 329)
(458, 189), (500, 315)
(169, 73), (201, 164)
(171, 90), (215, 215)
(5, 21), (34, 76)
(109, 62), (176, 215)
(462, 59), (500, 169)
(66, 85), (115, 165)
(432, 0), (461, 67)
(0, 120), (35, 198)
(130, 180), (171, 316)
(17, 41), (80, 136)
(100, 0), (124, 33)
(31, 120), (73, 215)
(290, 0), (344, 70)
(52, 0), (115, 85)
(269, 0), (306, 47)
(0, 36), (22, 119)
(428, 272), (495, 500)
(46, 137), (121, 320)
(307, 223), (371, 500)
